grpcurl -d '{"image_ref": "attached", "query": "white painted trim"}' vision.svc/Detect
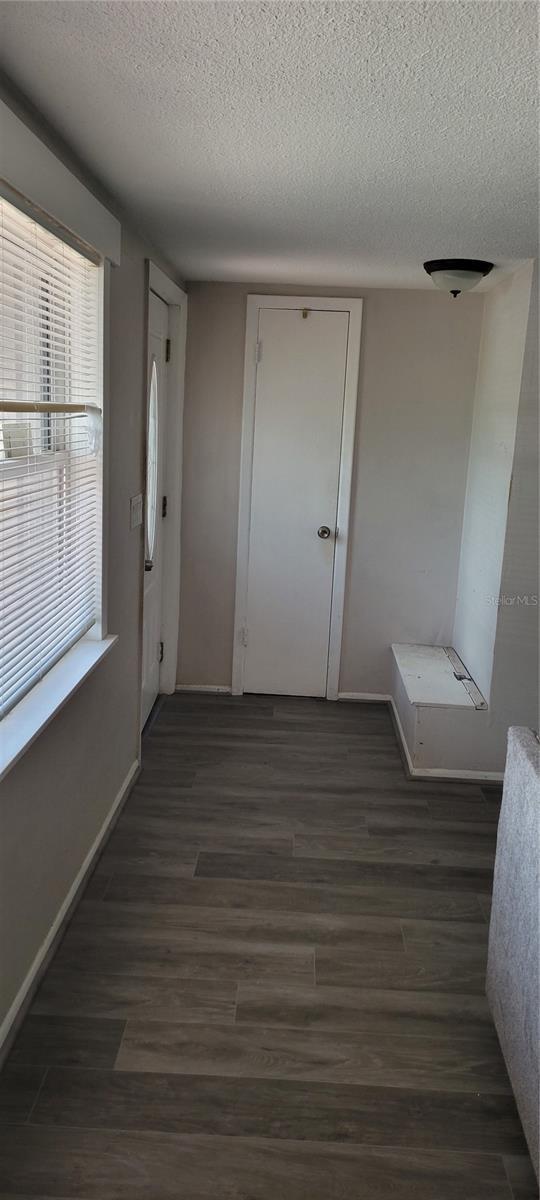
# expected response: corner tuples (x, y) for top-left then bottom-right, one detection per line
(0, 758), (139, 1057)
(97, 260), (109, 639)
(231, 295), (260, 696)
(148, 261), (185, 306)
(232, 294), (363, 699)
(411, 767), (504, 782)
(175, 684), (232, 694)
(141, 265), (187, 700)
(325, 300), (363, 699)
(0, 635), (118, 783)
(0, 100), (121, 263)
(157, 274), (188, 695)
(338, 691), (392, 702)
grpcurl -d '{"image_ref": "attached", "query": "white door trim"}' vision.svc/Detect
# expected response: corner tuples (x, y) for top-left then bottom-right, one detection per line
(145, 262), (188, 697)
(232, 294), (363, 700)
(148, 261), (186, 307)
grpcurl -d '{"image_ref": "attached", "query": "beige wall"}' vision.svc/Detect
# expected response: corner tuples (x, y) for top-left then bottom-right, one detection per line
(178, 282), (483, 693)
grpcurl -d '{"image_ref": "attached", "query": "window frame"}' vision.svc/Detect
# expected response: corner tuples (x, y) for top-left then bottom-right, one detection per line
(0, 224), (116, 782)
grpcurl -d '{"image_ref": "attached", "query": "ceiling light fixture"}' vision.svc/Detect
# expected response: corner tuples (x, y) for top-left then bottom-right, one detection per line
(423, 258), (494, 298)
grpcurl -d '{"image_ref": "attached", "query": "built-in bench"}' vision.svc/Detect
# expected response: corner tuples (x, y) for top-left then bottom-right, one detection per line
(390, 643), (488, 779)
(391, 643), (486, 710)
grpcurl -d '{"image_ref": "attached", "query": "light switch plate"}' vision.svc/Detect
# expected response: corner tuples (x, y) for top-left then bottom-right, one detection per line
(130, 493), (143, 529)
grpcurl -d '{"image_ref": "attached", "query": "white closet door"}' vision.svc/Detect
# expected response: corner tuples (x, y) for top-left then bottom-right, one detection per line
(244, 305), (349, 697)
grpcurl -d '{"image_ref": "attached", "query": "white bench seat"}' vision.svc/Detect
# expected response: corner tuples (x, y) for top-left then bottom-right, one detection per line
(391, 643), (485, 709)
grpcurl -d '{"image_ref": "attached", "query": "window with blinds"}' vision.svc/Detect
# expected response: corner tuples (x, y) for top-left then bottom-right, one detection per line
(0, 197), (102, 719)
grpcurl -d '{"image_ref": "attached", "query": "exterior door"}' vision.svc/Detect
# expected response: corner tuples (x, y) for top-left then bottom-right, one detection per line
(243, 305), (349, 696)
(141, 292), (168, 727)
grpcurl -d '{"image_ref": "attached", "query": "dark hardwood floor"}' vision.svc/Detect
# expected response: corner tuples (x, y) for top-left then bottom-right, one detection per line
(1, 692), (537, 1199)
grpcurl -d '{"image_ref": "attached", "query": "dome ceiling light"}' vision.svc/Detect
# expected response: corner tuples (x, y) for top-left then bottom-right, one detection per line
(423, 258), (494, 298)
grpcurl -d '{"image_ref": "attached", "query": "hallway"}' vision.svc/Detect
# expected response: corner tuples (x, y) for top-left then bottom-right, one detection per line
(0, 693), (536, 1198)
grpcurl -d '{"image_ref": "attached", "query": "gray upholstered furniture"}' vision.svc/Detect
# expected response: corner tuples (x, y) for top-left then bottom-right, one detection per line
(487, 725), (540, 1179)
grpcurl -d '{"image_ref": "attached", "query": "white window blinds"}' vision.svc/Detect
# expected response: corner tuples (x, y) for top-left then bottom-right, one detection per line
(0, 197), (102, 718)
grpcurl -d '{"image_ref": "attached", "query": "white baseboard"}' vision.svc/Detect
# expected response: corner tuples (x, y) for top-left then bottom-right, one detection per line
(0, 758), (139, 1059)
(338, 692), (392, 703)
(175, 684), (232, 694)
(406, 762), (504, 781)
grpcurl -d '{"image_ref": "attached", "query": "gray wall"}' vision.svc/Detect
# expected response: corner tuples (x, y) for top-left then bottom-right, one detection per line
(178, 282), (483, 693)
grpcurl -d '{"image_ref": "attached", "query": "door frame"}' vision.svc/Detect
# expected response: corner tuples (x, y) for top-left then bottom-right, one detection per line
(232, 294), (363, 700)
(142, 262), (188, 707)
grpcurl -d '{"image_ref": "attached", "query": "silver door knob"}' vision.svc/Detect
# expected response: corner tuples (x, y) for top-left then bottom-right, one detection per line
(318, 526), (331, 539)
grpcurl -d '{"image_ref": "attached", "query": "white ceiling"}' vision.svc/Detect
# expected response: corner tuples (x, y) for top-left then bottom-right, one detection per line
(0, 1), (537, 287)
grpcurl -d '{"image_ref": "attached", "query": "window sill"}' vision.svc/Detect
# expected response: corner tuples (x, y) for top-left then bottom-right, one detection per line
(0, 634), (118, 783)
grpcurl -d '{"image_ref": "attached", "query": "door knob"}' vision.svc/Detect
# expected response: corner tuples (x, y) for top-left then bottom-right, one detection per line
(318, 526), (331, 539)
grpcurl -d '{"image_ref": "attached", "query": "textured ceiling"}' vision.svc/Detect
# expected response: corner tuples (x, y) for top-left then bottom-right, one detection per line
(0, 1), (537, 286)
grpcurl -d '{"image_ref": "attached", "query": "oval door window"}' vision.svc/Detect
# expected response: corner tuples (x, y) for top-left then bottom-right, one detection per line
(146, 357), (159, 562)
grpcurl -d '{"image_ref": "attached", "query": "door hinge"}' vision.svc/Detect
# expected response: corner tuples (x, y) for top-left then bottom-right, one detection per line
(256, 340), (262, 364)
(240, 627), (248, 647)
(159, 641), (164, 663)
(162, 495), (168, 519)
(165, 338), (171, 362)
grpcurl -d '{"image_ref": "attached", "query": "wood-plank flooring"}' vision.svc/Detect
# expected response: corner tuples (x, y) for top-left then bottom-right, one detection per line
(1, 692), (537, 1199)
